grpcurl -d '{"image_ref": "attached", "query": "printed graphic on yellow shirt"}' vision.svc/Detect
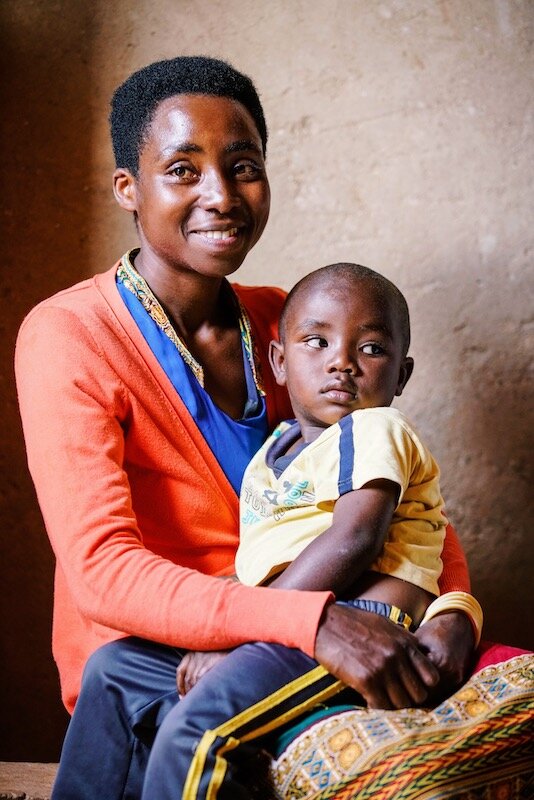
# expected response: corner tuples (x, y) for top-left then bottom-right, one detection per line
(241, 479), (314, 525)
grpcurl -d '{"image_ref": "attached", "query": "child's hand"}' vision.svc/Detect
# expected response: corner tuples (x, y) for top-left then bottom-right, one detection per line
(177, 650), (231, 697)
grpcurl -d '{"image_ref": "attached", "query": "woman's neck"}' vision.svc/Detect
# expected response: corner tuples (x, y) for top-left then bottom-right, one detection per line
(132, 250), (233, 338)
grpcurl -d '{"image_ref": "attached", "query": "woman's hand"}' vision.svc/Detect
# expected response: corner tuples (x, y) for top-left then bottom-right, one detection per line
(314, 604), (440, 709)
(415, 611), (475, 699)
(177, 650), (231, 697)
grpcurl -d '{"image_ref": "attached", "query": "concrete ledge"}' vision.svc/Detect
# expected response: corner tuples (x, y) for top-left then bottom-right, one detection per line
(0, 763), (58, 800)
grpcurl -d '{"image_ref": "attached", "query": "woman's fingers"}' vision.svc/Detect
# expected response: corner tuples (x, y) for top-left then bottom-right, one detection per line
(314, 604), (439, 709)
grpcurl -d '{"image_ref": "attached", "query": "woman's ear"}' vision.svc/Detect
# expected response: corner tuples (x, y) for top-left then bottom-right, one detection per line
(113, 168), (138, 212)
(395, 356), (414, 397)
(269, 339), (287, 386)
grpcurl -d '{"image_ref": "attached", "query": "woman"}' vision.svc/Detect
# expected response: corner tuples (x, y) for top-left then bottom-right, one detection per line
(15, 56), (478, 799)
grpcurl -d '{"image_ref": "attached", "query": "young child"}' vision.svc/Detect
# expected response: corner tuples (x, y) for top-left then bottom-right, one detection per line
(168, 264), (478, 797)
(235, 261), (445, 625)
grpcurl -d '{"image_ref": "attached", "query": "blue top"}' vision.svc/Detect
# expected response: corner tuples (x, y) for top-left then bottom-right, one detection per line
(117, 278), (268, 495)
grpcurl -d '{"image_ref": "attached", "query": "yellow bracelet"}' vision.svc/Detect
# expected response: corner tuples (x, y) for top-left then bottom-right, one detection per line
(420, 591), (483, 648)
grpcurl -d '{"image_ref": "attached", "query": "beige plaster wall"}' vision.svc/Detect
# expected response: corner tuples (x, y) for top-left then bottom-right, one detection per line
(2, 0), (532, 760)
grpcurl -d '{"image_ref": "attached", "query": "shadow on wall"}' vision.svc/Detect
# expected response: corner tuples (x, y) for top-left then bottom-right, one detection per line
(439, 315), (533, 652)
(1, 3), (95, 760)
(404, 268), (533, 654)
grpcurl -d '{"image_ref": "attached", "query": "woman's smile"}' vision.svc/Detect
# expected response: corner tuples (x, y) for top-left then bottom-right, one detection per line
(191, 227), (239, 241)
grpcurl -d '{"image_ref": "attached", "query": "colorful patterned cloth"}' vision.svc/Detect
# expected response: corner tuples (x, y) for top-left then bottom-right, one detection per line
(270, 653), (534, 799)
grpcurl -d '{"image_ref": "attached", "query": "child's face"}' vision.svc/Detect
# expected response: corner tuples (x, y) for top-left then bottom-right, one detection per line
(270, 279), (414, 442)
(113, 94), (270, 280)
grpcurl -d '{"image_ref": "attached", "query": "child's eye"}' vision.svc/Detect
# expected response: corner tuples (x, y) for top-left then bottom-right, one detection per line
(305, 336), (328, 349)
(361, 343), (385, 355)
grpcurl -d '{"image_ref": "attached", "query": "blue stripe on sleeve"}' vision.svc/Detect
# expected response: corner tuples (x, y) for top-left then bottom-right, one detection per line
(338, 414), (355, 494)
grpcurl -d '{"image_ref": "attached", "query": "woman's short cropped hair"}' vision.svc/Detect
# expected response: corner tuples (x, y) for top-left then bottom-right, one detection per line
(110, 55), (268, 174)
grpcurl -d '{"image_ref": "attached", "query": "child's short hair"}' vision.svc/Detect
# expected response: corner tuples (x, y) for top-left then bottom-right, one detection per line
(279, 263), (411, 356)
(110, 55), (268, 175)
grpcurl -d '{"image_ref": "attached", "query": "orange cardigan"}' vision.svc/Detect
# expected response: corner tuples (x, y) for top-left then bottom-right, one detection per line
(15, 264), (469, 712)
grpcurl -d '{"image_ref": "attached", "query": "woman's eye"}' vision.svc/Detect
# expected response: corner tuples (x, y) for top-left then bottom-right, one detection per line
(170, 164), (197, 181)
(361, 343), (385, 355)
(306, 337), (328, 349)
(233, 161), (263, 180)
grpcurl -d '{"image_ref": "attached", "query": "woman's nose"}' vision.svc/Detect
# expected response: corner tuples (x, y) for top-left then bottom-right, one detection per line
(198, 169), (240, 213)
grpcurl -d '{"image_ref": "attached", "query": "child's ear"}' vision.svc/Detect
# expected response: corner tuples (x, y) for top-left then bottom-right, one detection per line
(113, 168), (138, 213)
(269, 340), (287, 386)
(395, 356), (414, 397)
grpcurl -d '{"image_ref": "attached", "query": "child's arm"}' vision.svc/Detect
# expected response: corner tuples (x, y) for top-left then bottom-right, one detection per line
(268, 478), (398, 594)
(269, 496), (478, 699)
(178, 479), (398, 696)
(268, 478), (438, 629)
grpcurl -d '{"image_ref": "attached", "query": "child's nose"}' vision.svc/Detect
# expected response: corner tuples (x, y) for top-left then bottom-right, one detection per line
(327, 346), (356, 374)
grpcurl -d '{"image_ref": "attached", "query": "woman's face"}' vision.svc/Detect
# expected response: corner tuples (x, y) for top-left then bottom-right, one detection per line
(114, 94), (270, 280)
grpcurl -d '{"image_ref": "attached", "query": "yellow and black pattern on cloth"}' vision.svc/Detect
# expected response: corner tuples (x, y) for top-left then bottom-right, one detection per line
(183, 663), (344, 799)
(340, 599), (413, 631)
(270, 653), (534, 800)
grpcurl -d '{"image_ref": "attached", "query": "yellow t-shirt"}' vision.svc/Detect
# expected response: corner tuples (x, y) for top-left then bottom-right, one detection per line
(235, 407), (446, 594)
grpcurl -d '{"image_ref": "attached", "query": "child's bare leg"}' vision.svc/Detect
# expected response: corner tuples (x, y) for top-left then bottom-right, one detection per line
(342, 571), (436, 628)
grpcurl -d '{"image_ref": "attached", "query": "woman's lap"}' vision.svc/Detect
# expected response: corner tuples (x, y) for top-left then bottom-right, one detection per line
(52, 637), (182, 800)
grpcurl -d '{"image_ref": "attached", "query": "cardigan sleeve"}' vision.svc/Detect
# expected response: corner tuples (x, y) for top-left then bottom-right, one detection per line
(438, 524), (471, 593)
(15, 300), (330, 661)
